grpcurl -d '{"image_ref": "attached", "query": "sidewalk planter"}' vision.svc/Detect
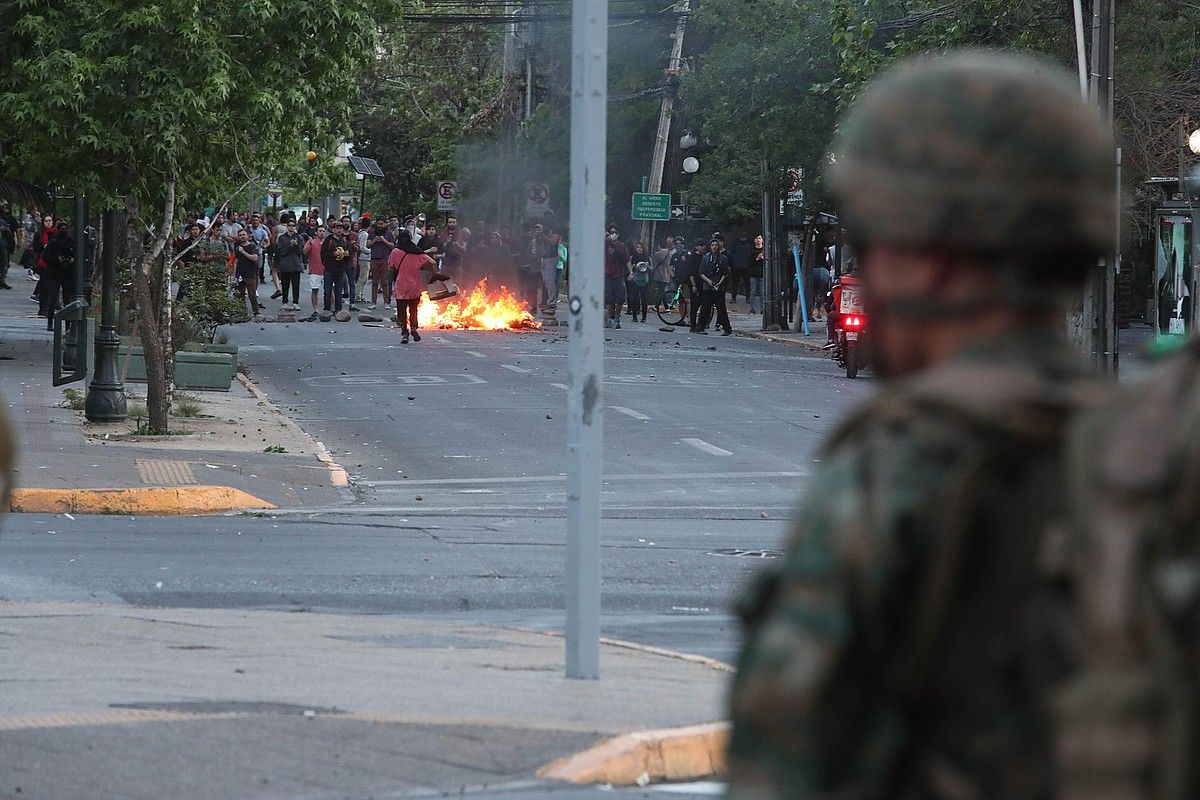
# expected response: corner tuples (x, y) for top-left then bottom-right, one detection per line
(181, 342), (239, 384)
(181, 342), (239, 356)
(118, 346), (236, 391)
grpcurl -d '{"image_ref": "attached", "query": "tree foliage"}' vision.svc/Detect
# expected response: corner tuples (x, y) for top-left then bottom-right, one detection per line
(681, 0), (839, 227)
(0, 0), (389, 431)
(351, 6), (681, 231)
(683, 0), (1199, 227)
(352, 14), (502, 217)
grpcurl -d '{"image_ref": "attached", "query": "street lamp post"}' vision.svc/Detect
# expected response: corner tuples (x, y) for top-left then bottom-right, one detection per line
(1189, 130), (1200, 337)
(85, 209), (127, 421)
(62, 195), (88, 370)
(565, 0), (607, 681)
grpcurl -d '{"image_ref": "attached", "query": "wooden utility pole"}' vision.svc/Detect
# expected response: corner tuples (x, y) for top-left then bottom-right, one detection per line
(639, 1), (689, 248)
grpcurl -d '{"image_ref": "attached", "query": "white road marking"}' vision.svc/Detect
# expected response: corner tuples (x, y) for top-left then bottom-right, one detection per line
(254, 504), (794, 517)
(610, 405), (650, 420)
(653, 782), (726, 795)
(303, 373), (486, 387)
(464, 350), (487, 358)
(499, 364), (530, 374)
(359, 470), (805, 487)
(682, 437), (733, 456)
(550, 382), (568, 390)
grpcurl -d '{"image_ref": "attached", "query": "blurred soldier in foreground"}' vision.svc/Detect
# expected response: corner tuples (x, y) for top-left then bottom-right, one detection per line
(1063, 345), (1200, 799)
(727, 51), (1116, 799)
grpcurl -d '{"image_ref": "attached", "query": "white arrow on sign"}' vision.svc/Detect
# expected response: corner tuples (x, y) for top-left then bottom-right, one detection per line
(670, 206), (685, 219)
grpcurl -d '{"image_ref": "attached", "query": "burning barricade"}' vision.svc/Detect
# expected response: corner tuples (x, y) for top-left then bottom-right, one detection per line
(417, 279), (542, 331)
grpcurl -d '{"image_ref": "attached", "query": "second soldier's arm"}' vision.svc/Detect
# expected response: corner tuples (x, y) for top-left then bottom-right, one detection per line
(726, 418), (967, 797)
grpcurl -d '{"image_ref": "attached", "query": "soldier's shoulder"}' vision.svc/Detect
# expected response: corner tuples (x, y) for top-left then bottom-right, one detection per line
(1072, 339), (1200, 496)
(831, 351), (1097, 454)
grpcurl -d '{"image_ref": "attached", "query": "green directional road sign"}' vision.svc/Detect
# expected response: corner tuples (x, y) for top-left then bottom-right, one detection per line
(631, 192), (671, 221)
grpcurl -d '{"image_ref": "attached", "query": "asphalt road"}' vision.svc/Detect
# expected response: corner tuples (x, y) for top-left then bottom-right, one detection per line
(1, 320), (868, 660)
(0, 310), (871, 799)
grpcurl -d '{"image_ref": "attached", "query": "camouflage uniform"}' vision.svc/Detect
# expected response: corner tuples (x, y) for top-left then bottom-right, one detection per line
(1058, 342), (1200, 800)
(727, 51), (1116, 800)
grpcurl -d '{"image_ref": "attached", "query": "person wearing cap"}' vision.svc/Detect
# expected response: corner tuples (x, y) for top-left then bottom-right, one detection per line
(367, 217), (395, 308)
(727, 50), (1117, 799)
(319, 220), (353, 313)
(695, 238), (732, 335)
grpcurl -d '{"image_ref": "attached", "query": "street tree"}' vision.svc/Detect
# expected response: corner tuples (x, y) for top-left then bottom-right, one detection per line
(0, 0), (388, 433)
(682, 0), (839, 226)
(353, 16), (502, 216)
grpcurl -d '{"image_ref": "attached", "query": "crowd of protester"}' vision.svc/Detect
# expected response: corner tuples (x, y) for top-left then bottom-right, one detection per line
(2, 206), (83, 330)
(3, 199), (785, 339)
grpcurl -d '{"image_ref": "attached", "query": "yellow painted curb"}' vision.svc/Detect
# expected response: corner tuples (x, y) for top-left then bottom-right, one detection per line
(9, 486), (275, 515)
(537, 721), (729, 786)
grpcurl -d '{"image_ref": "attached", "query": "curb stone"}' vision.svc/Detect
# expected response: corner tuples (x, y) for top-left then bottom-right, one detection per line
(9, 486), (274, 515)
(235, 373), (351, 488)
(537, 721), (729, 786)
(733, 328), (827, 351)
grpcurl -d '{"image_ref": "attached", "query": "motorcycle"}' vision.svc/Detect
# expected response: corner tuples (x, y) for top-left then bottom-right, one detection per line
(828, 274), (868, 379)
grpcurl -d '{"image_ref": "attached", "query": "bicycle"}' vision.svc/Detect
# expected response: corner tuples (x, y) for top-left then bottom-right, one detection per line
(655, 283), (688, 326)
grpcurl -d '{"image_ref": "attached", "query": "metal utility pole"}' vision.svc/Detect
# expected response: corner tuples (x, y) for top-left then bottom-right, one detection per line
(565, 0), (607, 680)
(1071, 0), (1088, 98)
(63, 195), (89, 370)
(1085, 0), (1116, 372)
(85, 209), (128, 421)
(639, 1), (689, 247)
(761, 162), (786, 330)
(519, 1), (537, 122)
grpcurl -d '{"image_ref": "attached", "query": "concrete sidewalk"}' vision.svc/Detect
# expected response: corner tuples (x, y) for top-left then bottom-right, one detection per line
(0, 601), (728, 798)
(727, 307), (827, 351)
(0, 269), (346, 511)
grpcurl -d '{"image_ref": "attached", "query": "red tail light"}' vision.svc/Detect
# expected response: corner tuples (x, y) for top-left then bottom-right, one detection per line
(844, 315), (863, 329)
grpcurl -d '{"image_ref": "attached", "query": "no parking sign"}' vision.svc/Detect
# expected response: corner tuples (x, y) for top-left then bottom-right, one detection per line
(436, 180), (457, 211)
(525, 182), (550, 218)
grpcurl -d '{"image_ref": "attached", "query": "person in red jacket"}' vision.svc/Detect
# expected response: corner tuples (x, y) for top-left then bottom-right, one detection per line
(389, 230), (434, 344)
(30, 213), (54, 304)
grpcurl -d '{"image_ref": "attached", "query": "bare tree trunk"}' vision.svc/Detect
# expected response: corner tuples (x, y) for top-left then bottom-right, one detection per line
(160, 246), (175, 421)
(126, 181), (178, 434)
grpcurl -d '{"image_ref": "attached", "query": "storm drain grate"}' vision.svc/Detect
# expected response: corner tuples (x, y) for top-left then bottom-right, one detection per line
(708, 548), (785, 559)
(136, 458), (198, 486)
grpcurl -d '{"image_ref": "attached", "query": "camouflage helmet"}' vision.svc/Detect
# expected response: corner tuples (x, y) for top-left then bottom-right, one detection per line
(827, 50), (1116, 260)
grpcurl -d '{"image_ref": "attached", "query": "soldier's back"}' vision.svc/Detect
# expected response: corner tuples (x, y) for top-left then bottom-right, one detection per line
(1061, 341), (1200, 800)
(729, 334), (1100, 799)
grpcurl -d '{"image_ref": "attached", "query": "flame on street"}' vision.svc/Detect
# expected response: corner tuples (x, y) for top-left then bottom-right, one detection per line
(417, 279), (542, 331)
